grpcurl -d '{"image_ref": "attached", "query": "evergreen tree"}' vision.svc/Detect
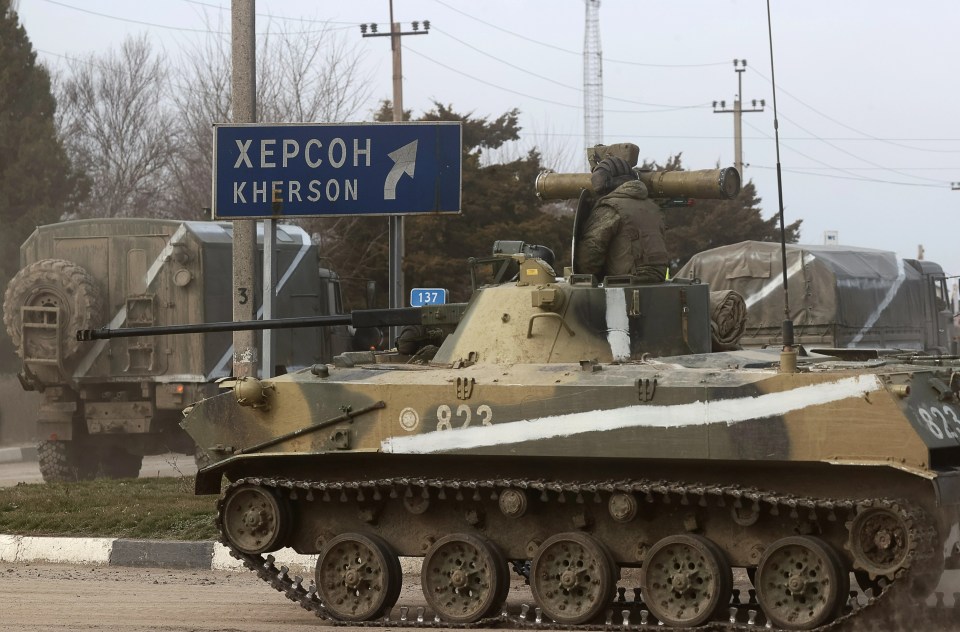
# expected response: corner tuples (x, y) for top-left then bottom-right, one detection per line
(304, 115), (800, 307)
(303, 101), (570, 306)
(0, 0), (86, 369)
(406, 103), (569, 302)
(665, 179), (801, 274)
(641, 155), (801, 274)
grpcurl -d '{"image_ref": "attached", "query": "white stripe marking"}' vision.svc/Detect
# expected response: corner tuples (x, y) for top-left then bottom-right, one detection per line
(848, 257), (906, 346)
(206, 225), (313, 380)
(381, 374), (884, 454)
(605, 289), (631, 362)
(744, 253), (814, 309)
(74, 225), (189, 378)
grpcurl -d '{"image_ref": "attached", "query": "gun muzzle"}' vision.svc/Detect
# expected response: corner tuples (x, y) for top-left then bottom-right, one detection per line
(535, 167), (741, 201)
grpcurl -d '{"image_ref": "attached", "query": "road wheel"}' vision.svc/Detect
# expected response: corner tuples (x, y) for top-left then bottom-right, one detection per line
(221, 484), (290, 554)
(529, 532), (616, 624)
(3, 259), (102, 363)
(421, 533), (509, 623)
(316, 533), (402, 621)
(641, 534), (732, 627)
(755, 536), (849, 630)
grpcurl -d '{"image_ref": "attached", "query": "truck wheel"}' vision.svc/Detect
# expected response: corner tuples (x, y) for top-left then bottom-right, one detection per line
(37, 440), (95, 483)
(99, 449), (143, 479)
(3, 259), (103, 362)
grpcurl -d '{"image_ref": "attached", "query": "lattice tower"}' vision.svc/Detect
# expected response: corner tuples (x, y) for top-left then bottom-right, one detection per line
(583, 0), (603, 164)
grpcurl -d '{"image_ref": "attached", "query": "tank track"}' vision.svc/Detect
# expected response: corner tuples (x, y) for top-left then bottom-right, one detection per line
(216, 476), (943, 630)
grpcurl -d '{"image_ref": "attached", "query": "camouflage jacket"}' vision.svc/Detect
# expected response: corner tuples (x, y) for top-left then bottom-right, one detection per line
(574, 180), (668, 280)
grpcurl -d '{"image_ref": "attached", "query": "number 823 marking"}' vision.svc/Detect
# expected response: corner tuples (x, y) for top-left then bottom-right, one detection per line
(436, 404), (492, 431)
(917, 404), (960, 440)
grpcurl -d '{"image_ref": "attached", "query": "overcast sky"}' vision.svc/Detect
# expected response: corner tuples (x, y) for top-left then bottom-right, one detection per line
(15, 0), (960, 281)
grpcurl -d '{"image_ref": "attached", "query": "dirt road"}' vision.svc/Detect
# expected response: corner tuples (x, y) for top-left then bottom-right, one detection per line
(0, 562), (325, 631)
(3, 560), (959, 631)
(0, 562), (530, 632)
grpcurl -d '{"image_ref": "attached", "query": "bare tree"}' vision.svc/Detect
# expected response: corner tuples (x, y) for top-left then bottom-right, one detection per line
(169, 27), (231, 220)
(256, 20), (372, 123)
(56, 34), (181, 219)
(172, 16), (374, 220)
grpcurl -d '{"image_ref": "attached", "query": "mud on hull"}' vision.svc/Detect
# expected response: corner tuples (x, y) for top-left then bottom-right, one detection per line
(209, 454), (957, 629)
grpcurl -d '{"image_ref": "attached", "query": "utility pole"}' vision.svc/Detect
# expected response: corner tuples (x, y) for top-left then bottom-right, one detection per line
(231, 0), (257, 379)
(360, 2), (429, 346)
(713, 59), (764, 176)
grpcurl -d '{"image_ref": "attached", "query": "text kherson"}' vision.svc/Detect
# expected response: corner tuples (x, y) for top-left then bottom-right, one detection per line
(229, 137), (370, 204)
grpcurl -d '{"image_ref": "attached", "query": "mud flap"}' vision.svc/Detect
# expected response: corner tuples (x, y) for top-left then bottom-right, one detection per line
(934, 469), (960, 506)
(36, 398), (77, 441)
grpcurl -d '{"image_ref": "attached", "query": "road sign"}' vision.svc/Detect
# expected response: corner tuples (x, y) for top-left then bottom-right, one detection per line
(410, 288), (447, 307)
(213, 122), (462, 219)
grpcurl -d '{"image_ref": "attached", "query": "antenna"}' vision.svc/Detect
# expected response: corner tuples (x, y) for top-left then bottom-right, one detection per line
(765, 0), (797, 372)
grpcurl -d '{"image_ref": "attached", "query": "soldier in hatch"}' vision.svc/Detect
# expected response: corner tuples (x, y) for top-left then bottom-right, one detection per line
(573, 149), (669, 283)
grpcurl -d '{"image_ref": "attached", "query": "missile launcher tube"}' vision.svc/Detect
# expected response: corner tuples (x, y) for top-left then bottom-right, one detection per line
(535, 167), (741, 201)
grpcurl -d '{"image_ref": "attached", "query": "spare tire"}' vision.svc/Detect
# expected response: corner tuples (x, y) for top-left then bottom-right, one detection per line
(3, 259), (103, 362)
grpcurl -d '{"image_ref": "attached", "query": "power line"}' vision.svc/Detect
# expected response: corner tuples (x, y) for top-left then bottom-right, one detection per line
(774, 110), (948, 185)
(748, 66), (960, 155)
(37, 0), (351, 35)
(430, 26), (704, 110)
(40, 0), (221, 33)
(180, 0), (357, 27)
(744, 120), (951, 188)
(404, 47), (710, 114)
(512, 131), (960, 142)
(750, 165), (950, 188)
(771, 166), (960, 171)
(727, 80), (950, 186)
(744, 118), (902, 182)
(429, 0), (727, 68)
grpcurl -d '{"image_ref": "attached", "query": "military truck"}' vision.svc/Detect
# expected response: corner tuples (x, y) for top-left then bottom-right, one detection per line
(2, 218), (350, 481)
(678, 240), (957, 354)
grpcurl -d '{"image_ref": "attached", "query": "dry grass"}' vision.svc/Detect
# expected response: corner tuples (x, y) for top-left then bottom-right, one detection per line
(0, 477), (219, 540)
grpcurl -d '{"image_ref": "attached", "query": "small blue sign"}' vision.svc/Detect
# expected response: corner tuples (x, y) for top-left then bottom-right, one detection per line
(213, 122), (462, 219)
(410, 288), (447, 307)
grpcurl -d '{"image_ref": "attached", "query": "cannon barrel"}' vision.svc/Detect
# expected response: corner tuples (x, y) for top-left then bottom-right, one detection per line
(535, 167), (741, 201)
(77, 307), (431, 341)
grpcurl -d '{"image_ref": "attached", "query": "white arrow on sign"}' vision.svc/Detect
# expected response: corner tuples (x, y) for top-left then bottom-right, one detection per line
(384, 140), (418, 200)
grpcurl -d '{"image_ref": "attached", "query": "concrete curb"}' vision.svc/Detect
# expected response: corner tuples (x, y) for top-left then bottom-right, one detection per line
(0, 534), (422, 575)
(0, 445), (38, 464)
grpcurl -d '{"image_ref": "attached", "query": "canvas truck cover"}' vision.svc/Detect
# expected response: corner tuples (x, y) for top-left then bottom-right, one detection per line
(16, 218), (331, 384)
(677, 241), (938, 350)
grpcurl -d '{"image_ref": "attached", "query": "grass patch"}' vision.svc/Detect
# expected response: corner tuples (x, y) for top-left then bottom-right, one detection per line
(0, 477), (219, 540)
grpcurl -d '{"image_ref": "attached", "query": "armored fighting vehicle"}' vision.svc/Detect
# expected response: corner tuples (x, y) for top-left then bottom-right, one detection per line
(678, 241), (957, 354)
(82, 161), (960, 630)
(3, 218), (350, 481)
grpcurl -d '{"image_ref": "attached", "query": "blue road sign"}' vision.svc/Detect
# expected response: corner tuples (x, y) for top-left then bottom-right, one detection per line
(410, 288), (447, 307)
(213, 122), (462, 219)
